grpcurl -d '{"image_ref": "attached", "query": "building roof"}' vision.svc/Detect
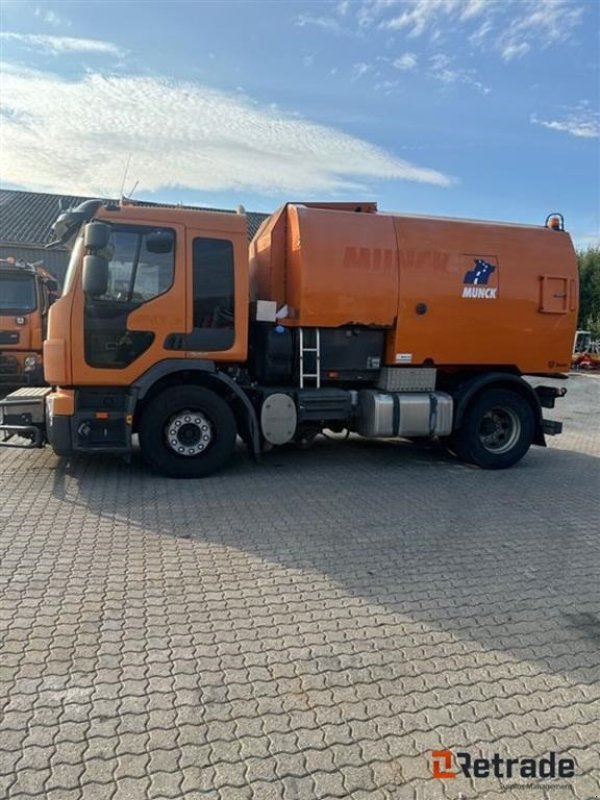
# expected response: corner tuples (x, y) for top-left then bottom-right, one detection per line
(0, 189), (269, 247)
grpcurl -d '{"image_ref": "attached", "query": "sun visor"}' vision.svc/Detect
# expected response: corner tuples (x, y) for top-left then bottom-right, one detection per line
(47, 199), (103, 248)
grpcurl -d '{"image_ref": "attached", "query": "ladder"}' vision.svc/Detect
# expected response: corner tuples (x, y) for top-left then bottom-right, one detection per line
(299, 327), (321, 388)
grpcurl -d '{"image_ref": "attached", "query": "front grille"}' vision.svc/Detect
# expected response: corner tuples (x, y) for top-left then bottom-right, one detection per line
(0, 330), (19, 345)
(0, 355), (19, 377)
(77, 390), (128, 412)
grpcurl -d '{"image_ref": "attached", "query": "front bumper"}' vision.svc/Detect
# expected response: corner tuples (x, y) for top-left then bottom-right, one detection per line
(46, 413), (72, 456)
(47, 387), (134, 456)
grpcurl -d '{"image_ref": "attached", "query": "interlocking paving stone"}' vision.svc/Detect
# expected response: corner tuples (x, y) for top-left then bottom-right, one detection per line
(0, 374), (599, 799)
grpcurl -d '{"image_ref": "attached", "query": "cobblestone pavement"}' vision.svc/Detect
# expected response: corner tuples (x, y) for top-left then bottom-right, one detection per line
(1, 375), (599, 800)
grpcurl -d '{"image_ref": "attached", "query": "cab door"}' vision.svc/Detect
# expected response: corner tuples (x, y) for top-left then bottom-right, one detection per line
(72, 221), (187, 385)
(170, 224), (248, 363)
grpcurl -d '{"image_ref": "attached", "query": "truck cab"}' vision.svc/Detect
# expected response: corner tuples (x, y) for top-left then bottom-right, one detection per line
(0, 258), (58, 386)
(45, 202), (248, 389)
(30, 200), (252, 471)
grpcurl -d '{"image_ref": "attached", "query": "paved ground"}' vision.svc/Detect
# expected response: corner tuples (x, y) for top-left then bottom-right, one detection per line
(1, 374), (599, 800)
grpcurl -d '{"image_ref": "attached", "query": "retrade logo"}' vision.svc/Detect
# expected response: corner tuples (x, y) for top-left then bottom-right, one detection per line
(432, 750), (456, 779)
(431, 750), (576, 780)
(462, 257), (498, 299)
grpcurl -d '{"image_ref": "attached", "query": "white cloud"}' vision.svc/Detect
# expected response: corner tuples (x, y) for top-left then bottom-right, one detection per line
(499, 42), (530, 61)
(0, 65), (453, 196)
(531, 107), (600, 139)
(34, 7), (69, 27)
(374, 79), (399, 95)
(358, 0), (583, 60)
(429, 53), (490, 94)
(356, 0), (395, 30)
(0, 32), (125, 56)
(382, 0), (461, 36)
(352, 61), (371, 80)
(304, 2), (583, 97)
(295, 14), (346, 34)
(459, 0), (487, 21)
(498, 0), (583, 61)
(393, 52), (418, 71)
(468, 19), (493, 46)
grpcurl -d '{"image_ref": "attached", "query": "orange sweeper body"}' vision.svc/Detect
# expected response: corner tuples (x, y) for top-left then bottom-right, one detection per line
(250, 202), (576, 374)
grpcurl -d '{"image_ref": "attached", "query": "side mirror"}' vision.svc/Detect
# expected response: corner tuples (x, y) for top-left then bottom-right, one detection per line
(46, 279), (59, 294)
(84, 221), (111, 250)
(82, 254), (108, 297)
(146, 230), (174, 254)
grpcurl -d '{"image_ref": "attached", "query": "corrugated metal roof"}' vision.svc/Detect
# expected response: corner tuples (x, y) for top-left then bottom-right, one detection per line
(0, 246), (71, 281)
(0, 189), (269, 246)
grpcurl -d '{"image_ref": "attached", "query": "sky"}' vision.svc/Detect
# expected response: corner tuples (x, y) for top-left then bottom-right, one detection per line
(0, 0), (598, 247)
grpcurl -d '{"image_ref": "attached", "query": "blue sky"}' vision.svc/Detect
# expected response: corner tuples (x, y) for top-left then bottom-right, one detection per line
(1, 0), (598, 246)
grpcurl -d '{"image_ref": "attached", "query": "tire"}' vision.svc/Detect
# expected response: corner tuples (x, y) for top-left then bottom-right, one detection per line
(294, 425), (321, 449)
(450, 388), (535, 469)
(139, 386), (237, 478)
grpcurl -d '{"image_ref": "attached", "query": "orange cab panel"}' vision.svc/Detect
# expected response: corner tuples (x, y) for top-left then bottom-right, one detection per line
(61, 205), (249, 387)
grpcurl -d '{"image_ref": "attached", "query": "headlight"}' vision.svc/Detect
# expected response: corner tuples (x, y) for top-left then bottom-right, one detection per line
(24, 355), (38, 370)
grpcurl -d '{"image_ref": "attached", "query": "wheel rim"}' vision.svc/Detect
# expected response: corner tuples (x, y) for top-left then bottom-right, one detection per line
(478, 406), (521, 454)
(165, 409), (213, 457)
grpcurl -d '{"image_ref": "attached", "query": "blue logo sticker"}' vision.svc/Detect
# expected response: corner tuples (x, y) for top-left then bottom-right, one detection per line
(463, 259), (496, 285)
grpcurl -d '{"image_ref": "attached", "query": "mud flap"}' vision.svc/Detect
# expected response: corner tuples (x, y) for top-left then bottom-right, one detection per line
(543, 419), (563, 436)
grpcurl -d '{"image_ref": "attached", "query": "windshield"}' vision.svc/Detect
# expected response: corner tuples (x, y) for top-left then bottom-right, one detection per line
(0, 273), (37, 313)
(62, 235), (84, 296)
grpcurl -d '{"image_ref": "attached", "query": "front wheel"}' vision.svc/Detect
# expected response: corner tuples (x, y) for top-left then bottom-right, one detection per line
(449, 388), (535, 469)
(139, 386), (237, 478)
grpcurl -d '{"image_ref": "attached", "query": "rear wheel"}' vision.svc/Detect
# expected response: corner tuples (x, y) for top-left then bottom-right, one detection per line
(449, 388), (535, 469)
(139, 386), (237, 478)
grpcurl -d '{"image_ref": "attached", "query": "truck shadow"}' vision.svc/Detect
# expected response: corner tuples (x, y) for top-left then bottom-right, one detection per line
(49, 436), (600, 683)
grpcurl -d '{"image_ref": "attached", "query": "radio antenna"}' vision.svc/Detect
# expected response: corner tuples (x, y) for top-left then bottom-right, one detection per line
(127, 180), (139, 201)
(119, 154), (131, 203)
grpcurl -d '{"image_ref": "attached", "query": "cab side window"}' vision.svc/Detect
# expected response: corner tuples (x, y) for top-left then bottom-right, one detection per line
(191, 237), (235, 350)
(99, 228), (174, 303)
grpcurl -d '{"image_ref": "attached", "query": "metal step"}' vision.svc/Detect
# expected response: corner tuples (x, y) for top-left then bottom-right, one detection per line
(0, 424), (44, 448)
(299, 328), (321, 389)
(0, 386), (50, 424)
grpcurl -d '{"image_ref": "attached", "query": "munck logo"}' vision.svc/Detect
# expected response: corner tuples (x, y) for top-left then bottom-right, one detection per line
(431, 750), (576, 780)
(462, 258), (498, 299)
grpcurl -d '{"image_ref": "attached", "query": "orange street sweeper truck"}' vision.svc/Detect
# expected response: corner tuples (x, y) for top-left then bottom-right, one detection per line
(0, 200), (576, 476)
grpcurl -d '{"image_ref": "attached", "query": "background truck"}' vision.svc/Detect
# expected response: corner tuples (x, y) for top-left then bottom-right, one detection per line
(572, 329), (600, 370)
(0, 257), (59, 388)
(0, 199), (576, 475)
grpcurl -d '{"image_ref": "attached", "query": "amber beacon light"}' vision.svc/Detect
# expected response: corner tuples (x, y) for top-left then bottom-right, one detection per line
(545, 212), (565, 231)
